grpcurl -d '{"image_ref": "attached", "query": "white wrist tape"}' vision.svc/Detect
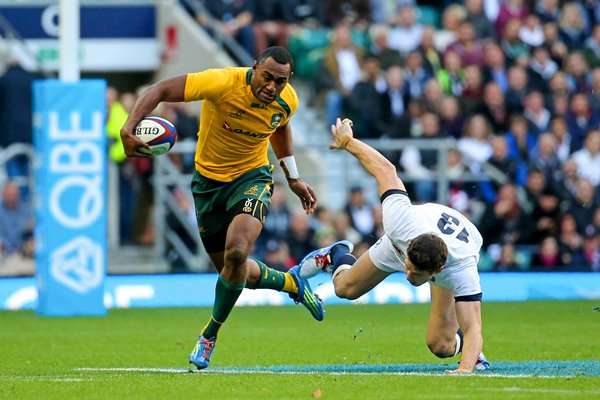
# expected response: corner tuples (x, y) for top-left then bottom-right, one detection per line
(279, 155), (300, 179)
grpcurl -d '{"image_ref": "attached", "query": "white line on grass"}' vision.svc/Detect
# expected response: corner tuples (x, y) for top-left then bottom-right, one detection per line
(75, 367), (566, 378)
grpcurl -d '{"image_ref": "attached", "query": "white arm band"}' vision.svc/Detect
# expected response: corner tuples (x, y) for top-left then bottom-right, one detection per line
(279, 155), (300, 179)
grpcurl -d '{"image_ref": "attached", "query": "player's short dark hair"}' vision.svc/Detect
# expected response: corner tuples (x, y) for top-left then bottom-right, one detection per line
(256, 46), (294, 73)
(407, 233), (448, 274)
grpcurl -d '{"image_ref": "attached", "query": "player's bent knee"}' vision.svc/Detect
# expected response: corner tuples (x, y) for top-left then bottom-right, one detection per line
(224, 245), (249, 268)
(427, 340), (454, 359)
(334, 281), (361, 300)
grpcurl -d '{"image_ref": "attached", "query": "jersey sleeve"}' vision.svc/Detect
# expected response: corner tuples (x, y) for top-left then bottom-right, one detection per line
(184, 69), (233, 103)
(381, 191), (421, 241)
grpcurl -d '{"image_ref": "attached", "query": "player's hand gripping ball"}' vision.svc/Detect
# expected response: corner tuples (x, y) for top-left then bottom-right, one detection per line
(134, 117), (178, 156)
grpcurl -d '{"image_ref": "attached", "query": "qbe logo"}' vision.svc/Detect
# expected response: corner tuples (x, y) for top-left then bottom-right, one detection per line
(42, 110), (105, 293)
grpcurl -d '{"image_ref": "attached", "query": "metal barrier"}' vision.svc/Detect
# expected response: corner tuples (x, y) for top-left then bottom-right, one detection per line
(151, 137), (507, 272)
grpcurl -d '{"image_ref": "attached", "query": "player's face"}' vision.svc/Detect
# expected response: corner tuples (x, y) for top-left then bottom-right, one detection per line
(405, 259), (434, 287)
(251, 57), (291, 104)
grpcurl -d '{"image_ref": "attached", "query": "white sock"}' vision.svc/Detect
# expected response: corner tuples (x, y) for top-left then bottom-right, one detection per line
(453, 332), (462, 357)
(332, 264), (352, 280)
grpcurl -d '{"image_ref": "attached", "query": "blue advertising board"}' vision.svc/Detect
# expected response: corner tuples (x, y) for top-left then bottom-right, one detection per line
(1, 272), (599, 311)
(33, 79), (107, 316)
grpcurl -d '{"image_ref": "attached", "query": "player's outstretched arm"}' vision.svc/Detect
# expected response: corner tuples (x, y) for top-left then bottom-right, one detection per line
(446, 301), (483, 374)
(120, 75), (187, 157)
(330, 118), (405, 196)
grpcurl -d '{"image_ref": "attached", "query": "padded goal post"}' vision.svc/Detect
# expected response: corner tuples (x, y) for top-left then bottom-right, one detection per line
(33, 79), (107, 316)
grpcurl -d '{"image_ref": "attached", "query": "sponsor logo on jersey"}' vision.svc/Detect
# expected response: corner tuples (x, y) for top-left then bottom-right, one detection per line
(244, 185), (259, 196)
(270, 113), (283, 127)
(242, 198), (254, 213)
(222, 120), (269, 138)
(391, 241), (407, 262)
(228, 109), (246, 119)
(251, 103), (268, 109)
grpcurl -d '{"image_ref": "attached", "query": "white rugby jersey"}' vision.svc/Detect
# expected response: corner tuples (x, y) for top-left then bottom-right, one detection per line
(368, 190), (483, 297)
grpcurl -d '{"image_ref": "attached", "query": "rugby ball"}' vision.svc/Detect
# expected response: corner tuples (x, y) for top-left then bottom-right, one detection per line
(134, 116), (177, 156)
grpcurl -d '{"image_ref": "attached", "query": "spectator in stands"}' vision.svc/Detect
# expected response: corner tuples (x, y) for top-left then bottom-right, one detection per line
(499, 18), (530, 67)
(529, 132), (561, 183)
(387, 4), (424, 56)
(369, 24), (403, 71)
(546, 71), (571, 117)
(571, 130), (600, 187)
(421, 78), (444, 115)
(323, 0), (372, 28)
(320, 23), (364, 128)
(0, 58), (38, 198)
(505, 65), (530, 115)
(565, 93), (600, 151)
(0, 180), (34, 276)
(475, 82), (509, 133)
(262, 240), (295, 272)
(551, 158), (580, 208)
(521, 168), (549, 217)
(523, 90), (552, 135)
(531, 235), (562, 271)
(534, 0), (560, 24)
(348, 53), (386, 139)
(400, 112), (448, 202)
(416, 25), (442, 76)
(528, 46), (559, 83)
(330, 210), (362, 245)
(445, 20), (485, 68)
(343, 185), (376, 239)
(567, 178), (598, 236)
(542, 21), (569, 65)
(438, 95), (465, 139)
(487, 134), (526, 190)
(253, 0), (293, 57)
(434, 3), (466, 52)
(436, 50), (465, 96)
(286, 210), (316, 264)
(378, 65), (410, 139)
(549, 116), (574, 162)
(587, 68), (600, 113)
(494, 0), (528, 40)
(465, 0), (495, 40)
(493, 242), (522, 272)
(558, 2), (589, 51)
(460, 65), (485, 114)
(403, 51), (431, 99)
(481, 42), (509, 92)
(478, 183), (532, 247)
(195, 0), (256, 57)
(583, 233), (600, 272)
(582, 24), (600, 68)
(457, 114), (494, 174)
(530, 186), (560, 244)
(556, 212), (586, 269)
(564, 51), (592, 94)
(504, 114), (537, 164)
(519, 13), (545, 48)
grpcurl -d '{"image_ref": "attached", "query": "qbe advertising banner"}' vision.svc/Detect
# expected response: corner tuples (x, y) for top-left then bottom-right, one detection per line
(33, 79), (107, 316)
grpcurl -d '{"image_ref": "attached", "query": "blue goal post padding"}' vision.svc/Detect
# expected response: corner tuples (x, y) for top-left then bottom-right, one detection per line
(33, 79), (107, 316)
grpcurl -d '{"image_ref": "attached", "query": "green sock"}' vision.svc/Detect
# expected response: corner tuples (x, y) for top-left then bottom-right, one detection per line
(202, 275), (245, 339)
(249, 258), (293, 292)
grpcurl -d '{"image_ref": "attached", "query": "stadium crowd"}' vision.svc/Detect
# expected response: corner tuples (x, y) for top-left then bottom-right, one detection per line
(2, 0), (600, 275)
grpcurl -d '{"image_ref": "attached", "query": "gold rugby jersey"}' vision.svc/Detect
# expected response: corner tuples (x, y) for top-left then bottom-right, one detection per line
(184, 67), (298, 182)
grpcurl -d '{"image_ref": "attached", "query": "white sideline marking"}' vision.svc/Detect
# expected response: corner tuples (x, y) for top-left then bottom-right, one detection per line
(75, 367), (563, 378)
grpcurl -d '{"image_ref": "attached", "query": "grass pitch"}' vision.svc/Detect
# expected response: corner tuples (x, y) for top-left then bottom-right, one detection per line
(1, 300), (599, 399)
